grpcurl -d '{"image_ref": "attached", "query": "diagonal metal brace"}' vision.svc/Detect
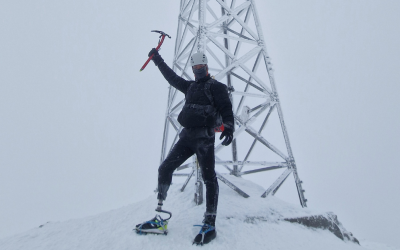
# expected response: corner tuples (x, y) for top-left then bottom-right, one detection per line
(261, 168), (292, 198)
(180, 169), (195, 192)
(216, 172), (249, 198)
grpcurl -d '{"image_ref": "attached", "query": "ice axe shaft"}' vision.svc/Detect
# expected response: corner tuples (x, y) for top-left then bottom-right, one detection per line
(140, 30), (171, 72)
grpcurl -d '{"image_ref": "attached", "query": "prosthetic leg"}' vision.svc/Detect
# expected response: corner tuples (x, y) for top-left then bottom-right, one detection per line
(135, 200), (172, 235)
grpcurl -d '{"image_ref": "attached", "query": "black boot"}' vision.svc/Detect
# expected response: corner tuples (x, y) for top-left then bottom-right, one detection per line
(193, 215), (217, 245)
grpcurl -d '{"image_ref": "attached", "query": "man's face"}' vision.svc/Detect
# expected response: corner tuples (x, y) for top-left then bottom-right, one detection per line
(192, 64), (206, 70)
(192, 64), (209, 80)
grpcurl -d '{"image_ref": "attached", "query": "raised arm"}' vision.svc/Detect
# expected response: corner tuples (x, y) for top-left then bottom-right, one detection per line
(149, 48), (190, 94)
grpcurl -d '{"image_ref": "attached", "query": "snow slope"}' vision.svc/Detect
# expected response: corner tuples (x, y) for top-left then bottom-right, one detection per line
(0, 176), (397, 250)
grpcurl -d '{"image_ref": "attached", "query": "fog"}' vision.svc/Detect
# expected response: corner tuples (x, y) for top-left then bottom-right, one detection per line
(1, 0), (399, 247)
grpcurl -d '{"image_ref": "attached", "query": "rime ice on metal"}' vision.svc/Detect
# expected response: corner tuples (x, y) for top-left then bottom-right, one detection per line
(163, 0), (307, 207)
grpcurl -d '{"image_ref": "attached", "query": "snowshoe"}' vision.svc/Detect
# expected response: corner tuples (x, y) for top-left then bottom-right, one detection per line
(135, 214), (168, 235)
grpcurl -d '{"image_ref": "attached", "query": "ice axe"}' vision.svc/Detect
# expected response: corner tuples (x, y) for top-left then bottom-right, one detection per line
(140, 30), (171, 72)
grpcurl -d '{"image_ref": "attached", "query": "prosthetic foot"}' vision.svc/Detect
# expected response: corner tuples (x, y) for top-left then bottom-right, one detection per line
(135, 200), (172, 235)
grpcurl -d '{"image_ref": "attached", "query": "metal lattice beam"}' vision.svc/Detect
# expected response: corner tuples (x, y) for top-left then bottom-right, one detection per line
(166, 0), (307, 207)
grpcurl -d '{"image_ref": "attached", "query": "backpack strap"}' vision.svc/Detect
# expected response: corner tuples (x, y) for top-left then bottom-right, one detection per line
(204, 79), (216, 107)
(188, 81), (197, 94)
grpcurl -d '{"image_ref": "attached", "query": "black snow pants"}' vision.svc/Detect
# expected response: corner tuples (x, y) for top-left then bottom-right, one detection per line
(157, 127), (219, 215)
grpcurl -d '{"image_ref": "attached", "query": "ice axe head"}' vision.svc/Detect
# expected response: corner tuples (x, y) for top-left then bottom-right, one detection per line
(151, 30), (171, 39)
(139, 30), (171, 72)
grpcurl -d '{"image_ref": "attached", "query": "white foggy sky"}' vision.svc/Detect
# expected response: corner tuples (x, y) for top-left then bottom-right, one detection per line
(1, 0), (399, 248)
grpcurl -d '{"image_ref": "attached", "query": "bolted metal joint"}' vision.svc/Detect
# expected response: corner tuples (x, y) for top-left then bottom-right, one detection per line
(270, 92), (279, 102)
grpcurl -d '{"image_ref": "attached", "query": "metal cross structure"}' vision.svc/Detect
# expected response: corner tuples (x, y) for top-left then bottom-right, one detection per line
(160, 0), (307, 207)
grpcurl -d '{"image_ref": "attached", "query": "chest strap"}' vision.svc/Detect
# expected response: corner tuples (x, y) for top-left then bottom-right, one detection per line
(184, 103), (215, 114)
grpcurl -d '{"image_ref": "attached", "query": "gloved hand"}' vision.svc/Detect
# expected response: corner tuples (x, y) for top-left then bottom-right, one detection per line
(148, 48), (164, 66)
(220, 125), (234, 146)
(148, 48), (159, 57)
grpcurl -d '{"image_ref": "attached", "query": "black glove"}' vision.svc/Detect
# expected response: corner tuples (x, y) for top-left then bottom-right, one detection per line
(148, 48), (159, 57)
(220, 125), (234, 146)
(148, 48), (164, 66)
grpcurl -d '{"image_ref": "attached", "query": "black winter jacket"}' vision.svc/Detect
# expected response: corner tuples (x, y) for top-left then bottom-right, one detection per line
(157, 61), (234, 129)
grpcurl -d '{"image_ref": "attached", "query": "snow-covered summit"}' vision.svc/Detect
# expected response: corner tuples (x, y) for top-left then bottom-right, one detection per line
(0, 175), (396, 250)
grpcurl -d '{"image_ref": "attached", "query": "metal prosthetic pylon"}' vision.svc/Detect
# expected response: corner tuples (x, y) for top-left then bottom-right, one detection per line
(161, 0), (307, 207)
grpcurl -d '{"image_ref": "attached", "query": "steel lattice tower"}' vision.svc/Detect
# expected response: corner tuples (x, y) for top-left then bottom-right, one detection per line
(160, 0), (307, 207)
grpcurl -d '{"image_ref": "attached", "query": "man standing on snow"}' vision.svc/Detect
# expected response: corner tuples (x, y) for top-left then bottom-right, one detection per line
(135, 48), (234, 245)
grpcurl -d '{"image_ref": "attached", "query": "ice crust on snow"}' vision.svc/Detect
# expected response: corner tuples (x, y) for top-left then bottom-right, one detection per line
(0, 175), (398, 250)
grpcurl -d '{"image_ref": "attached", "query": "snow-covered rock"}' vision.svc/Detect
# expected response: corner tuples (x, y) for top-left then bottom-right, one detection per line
(0, 175), (397, 250)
